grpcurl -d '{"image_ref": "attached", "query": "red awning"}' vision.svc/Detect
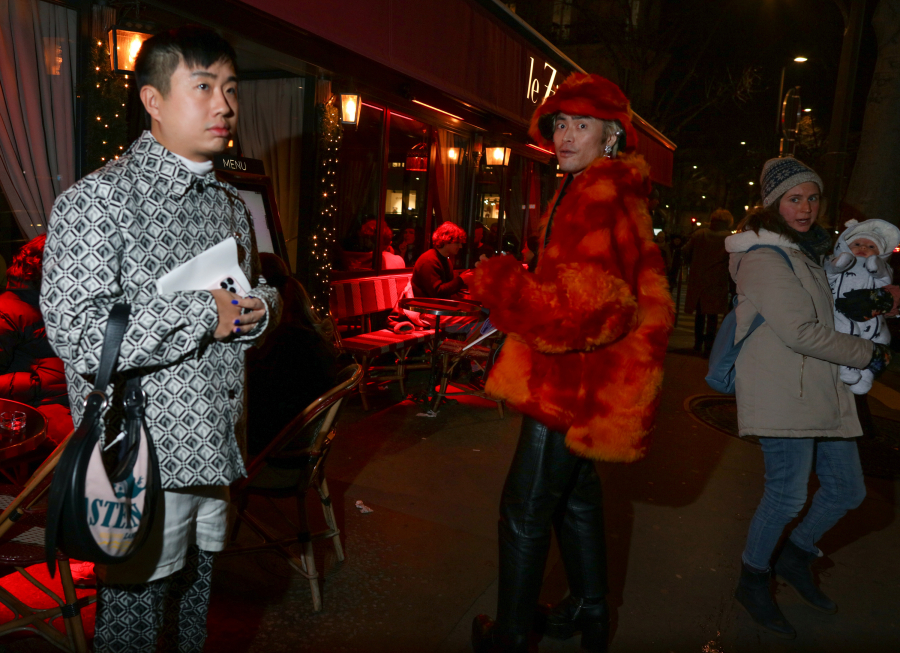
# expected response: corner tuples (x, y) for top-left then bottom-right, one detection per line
(633, 115), (676, 187)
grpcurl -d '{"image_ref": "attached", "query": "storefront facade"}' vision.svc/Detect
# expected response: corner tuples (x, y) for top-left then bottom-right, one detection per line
(0, 0), (674, 299)
(134, 0), (673, 278)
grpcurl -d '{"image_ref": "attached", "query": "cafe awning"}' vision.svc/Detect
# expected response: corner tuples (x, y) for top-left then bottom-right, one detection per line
(236, 0), (676, 186)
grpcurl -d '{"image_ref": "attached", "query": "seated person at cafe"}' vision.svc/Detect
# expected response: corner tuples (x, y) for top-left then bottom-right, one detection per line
(0, 234), (72, 444)
(407, 221), (483, 335)
(470, 221), (495, 262)
(246, 253), (338, 457)
(500, 232), (521, 258)
(380, 224), (406, 269)
(393, 224), (420, 267)
(340, 218), (404, 270)
(412, 221), (470, 299)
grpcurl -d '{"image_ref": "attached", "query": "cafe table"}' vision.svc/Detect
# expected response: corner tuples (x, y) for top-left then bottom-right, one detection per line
(397, 297), (483, 405)
(0, 400), (48, 486)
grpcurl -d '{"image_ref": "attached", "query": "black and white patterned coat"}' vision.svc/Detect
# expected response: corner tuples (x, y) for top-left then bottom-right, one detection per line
(40, 131), (281, 489)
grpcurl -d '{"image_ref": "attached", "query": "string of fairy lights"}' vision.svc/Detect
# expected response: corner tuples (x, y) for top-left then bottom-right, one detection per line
(86, 40), (130, 171)
(308, 98), (343, 313)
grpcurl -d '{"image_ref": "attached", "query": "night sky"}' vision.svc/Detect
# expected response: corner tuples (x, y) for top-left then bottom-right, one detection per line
(665, 0), (877, 152)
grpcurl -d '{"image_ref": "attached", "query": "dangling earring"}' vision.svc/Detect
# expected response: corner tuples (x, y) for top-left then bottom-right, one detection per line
(604, 144), (614, 156)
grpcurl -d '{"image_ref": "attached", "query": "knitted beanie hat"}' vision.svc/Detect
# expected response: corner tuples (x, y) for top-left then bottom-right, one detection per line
(529, 73), (638, 154)
(760, 157), (824, 207)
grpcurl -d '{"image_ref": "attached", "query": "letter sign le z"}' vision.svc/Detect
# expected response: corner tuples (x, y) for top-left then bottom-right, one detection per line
(543, 63), (558, 99)
(527, 57), (541, 103)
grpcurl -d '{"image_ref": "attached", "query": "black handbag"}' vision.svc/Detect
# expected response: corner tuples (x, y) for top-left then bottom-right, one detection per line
(45, 303), (161, 573)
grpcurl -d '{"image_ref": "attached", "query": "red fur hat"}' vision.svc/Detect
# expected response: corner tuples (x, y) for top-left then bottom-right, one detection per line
(529, 73), (638, 154)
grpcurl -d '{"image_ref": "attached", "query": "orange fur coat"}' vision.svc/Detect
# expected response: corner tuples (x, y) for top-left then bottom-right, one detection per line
(471, 154), (674, 462)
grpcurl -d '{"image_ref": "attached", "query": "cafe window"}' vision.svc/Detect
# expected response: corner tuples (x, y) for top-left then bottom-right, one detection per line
(336, 103), (385, 271)
(475, 158), (504, 255)
(433, 129), (469, 228)
(384, 113), (431, 268)
(475, 154), (553, 262)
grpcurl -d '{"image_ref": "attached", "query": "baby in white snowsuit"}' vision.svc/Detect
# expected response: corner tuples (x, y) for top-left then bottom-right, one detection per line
(826, 218), (900, 395)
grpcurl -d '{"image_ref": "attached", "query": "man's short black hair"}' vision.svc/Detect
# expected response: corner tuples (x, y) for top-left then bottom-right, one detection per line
(135, 25), (237, 97)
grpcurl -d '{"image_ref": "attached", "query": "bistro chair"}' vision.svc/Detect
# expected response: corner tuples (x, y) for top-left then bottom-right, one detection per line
(226, 364), (363, 612)
(0, 436), (95, 652)
(432, 324), (504, 417)
(331, 277), (433, 409)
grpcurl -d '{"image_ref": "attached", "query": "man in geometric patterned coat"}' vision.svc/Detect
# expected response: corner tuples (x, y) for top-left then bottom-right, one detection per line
(40, 27), (280, 652)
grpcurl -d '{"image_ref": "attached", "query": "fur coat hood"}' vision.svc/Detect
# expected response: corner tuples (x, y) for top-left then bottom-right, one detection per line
(725, 228), (801, 255)
(471, 154), (674, 462)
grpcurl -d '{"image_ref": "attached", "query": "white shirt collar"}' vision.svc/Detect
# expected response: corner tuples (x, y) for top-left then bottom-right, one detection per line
(145, 131), (214, 176)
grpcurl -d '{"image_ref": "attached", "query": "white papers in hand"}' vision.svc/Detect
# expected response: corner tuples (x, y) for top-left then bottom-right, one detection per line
(156, 237), (252, 297)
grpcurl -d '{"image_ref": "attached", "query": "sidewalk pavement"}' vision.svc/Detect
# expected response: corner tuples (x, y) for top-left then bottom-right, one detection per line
(201, 307), (899, 652)
(3, 307), (898, 652)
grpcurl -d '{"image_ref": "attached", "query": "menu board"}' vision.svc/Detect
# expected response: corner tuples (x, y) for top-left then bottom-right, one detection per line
(236, 188), (275, 255)
(214, 155), (288, 265)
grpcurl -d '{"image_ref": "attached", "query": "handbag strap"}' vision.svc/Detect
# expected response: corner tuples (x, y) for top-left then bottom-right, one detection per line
(92, 304), (131, 395)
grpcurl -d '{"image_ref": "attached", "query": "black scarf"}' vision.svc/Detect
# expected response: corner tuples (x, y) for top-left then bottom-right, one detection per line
(793, 224), (833, 264)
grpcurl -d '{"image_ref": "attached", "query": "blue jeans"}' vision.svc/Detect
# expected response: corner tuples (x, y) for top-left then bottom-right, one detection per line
(742, 437), (866, 571)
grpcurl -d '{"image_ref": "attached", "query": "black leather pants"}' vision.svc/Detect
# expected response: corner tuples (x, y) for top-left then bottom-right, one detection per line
(495, 416), (609, 637)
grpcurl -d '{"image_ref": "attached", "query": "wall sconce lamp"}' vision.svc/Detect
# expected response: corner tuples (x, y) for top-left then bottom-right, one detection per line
(107, 25), (153, 74)
(340, 93), (361, 126)
(485, 146), (512, 167)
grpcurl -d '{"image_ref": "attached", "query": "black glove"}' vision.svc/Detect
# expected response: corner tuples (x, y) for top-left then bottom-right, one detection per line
(866, 342), (892, 379)
(834, 288), (894, 322)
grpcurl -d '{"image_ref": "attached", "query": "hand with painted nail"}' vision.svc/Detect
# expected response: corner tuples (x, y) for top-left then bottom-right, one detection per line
(211, 288), (241, 340)
(232, 295), (266, 335)
(210, 289), (266, 340)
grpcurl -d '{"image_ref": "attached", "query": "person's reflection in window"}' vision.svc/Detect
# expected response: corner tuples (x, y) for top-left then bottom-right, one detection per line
(393, 225), (419, 267)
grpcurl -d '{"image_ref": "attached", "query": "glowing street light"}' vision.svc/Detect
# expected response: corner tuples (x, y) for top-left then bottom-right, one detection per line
(485, 146), (512, 167)
(340, 94), (361, 126)
(107, 25), (153, 74)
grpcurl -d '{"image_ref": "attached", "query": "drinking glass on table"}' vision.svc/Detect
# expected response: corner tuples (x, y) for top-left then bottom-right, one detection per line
(0, 411), (26, 439)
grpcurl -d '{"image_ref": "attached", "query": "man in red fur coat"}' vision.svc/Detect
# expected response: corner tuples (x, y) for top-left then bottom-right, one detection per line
(471, 74), (674, 653)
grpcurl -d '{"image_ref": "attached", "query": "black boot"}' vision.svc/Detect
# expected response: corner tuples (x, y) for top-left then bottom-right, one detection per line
(693, 311), (704, 352)
(734, 564), (796, 639)
(774, 540), (837, 614)
(539, 596), (609, 652)
(471, 615), (529, 653)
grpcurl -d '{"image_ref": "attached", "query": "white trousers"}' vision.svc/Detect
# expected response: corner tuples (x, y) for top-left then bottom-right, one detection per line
(96, 485), (230, 585)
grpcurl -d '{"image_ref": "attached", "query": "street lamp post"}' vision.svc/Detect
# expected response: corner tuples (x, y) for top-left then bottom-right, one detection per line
(776, 57), (807, 153)
(780, 87), (803, 157)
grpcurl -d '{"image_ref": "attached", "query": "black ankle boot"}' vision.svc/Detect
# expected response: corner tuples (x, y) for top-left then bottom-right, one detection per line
(774, 540), (837, 614)
(734, 564), (796, 639)
(471, 615), (529, 653)
(538, 596), (609, 652)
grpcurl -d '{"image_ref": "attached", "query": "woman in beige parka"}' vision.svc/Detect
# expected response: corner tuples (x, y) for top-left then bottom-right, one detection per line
(725, 158), (895, 640)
